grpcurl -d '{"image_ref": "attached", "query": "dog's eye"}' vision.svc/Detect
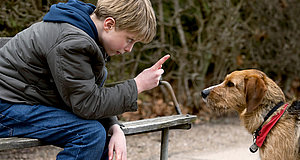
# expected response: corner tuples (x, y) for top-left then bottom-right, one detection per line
(226, 81), (234, 87)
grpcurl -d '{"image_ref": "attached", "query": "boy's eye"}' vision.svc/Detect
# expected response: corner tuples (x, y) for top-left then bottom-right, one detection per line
(127, 38), (134, 43)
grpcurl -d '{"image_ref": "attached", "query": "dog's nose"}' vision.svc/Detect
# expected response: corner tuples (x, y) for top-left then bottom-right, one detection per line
(201, 89), (210, 99)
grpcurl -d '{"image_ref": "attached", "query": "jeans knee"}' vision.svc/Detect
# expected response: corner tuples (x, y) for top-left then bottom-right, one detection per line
(92, 122), (106, 141)
(83, 121), (107, 146)
(57, 121), (107, 160)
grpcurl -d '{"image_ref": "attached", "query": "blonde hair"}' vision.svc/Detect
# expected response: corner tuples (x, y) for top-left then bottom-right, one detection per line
(94, 0), (156, 43)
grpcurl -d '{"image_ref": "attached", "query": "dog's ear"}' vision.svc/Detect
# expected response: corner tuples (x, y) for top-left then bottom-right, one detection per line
(244, 75), (267, 113)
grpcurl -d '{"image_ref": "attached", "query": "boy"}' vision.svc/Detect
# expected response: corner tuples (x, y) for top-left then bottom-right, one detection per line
(0, 0), (170, 159)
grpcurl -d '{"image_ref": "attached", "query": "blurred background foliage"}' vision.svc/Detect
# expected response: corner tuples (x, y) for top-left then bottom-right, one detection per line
(1, 0), (299, 120)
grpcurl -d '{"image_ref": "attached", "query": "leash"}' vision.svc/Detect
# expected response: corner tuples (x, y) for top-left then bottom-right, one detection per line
(249, 101), (288, 153)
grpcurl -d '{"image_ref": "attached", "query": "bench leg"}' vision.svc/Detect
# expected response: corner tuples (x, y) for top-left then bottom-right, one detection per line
(160, 128), (169, 160)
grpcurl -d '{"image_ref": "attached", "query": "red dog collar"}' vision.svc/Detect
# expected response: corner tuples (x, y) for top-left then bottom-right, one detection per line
(256, 103), (288, 147)
(250, 102), (288, 153)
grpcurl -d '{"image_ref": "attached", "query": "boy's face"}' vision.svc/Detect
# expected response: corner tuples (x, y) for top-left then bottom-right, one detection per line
(100, 27), (138, 57)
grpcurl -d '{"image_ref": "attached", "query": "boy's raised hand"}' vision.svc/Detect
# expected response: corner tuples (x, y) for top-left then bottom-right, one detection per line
(134, 55), (170, 93)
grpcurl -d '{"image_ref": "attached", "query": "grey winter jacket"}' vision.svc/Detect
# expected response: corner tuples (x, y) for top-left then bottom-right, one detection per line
(0, 22), (138, 129)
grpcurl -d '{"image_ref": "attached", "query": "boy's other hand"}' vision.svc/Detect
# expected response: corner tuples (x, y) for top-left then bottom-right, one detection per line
(134, 55), (170, 93)
(108, 124), (127, 160)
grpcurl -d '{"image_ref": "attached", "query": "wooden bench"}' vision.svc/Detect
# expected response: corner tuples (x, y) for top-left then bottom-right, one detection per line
(0, 37), (197, 160)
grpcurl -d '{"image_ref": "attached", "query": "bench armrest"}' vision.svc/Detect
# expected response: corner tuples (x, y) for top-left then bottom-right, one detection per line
(121, 114), (197, 135)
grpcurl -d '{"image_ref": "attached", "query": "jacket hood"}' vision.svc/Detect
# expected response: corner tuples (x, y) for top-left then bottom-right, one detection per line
(43, 0), (99, 43)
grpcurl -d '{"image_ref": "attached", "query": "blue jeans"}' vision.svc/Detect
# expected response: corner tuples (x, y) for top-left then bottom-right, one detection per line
(0, 99), (108, 160)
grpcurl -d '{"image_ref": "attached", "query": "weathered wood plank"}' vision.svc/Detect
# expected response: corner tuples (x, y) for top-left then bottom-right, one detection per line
(122, 114), (197, 135)
(0, 138), (45, 151)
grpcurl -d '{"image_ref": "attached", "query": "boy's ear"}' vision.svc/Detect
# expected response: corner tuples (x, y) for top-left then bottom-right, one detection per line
(103, 17), (115, 31)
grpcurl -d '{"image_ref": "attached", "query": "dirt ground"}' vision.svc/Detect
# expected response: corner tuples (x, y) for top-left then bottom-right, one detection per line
(0, 115), (260, 160)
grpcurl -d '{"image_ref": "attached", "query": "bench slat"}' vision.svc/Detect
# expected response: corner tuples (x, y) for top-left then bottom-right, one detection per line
(122, 114), (196, 135)
(0, 114), (196, 151)
(0, 138), (44, 151)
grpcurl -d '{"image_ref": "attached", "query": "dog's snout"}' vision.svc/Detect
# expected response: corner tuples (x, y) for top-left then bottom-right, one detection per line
(201, 89), (210, 99)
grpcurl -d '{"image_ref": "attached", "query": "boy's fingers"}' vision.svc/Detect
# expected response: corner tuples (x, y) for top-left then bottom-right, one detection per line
(151, 55), (170, 70)
(108, 145), (114, 160)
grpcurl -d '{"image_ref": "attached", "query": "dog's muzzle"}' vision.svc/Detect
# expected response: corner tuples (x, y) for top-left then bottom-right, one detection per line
(201, 84), (222, 101)
(201, 84), (223, 102)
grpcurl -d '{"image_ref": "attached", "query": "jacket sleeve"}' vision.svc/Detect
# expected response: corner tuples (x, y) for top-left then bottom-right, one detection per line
(46, 35), (138, 121)
(98, 116), (123, 132)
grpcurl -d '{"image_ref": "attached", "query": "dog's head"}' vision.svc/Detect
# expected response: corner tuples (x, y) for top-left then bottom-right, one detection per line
(201, 69), (285, 113)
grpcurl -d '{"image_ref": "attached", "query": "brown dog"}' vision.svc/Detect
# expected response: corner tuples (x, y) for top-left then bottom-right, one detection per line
(201, 69), (300, 160)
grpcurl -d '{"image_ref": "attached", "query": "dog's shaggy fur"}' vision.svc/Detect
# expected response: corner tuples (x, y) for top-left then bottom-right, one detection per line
(201, 69), (300, 160)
